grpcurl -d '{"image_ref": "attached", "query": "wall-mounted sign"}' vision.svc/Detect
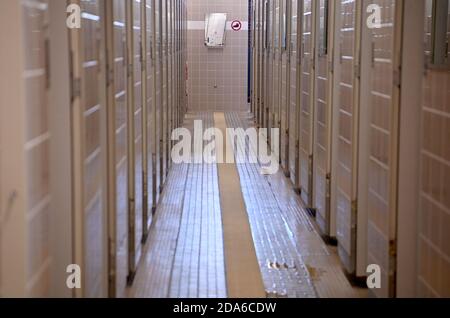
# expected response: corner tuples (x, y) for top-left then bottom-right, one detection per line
(231, 20), (242, 31)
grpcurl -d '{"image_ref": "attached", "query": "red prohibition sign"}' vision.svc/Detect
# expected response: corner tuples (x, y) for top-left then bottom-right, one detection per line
(231, 20), (242, 31)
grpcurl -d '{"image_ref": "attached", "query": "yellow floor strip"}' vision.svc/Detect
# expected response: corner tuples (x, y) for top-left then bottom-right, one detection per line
(214, 112), (266, 298)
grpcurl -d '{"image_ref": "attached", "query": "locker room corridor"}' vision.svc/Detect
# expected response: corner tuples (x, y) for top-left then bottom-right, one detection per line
(0, 0), (449, 299)
(126, 111), (366, 298)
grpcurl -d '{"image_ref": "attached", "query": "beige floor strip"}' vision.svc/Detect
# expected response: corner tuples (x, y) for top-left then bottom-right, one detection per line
(214, 112), (266, 298)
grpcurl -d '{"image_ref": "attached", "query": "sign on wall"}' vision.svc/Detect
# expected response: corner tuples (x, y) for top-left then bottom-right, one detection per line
(231, 20), (242, 31)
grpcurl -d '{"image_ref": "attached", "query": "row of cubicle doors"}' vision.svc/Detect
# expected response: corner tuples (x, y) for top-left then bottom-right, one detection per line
(0, 0), (187, 297)
(70, 0), (188, 298)
(251, 0), (450, 297)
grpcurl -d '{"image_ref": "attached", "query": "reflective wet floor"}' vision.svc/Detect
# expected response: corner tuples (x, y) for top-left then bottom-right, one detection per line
(128, 112), (367, 298)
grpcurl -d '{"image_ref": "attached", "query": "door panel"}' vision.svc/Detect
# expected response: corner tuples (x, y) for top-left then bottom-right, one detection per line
(112, 0), (129, 297)
(314, 0), (331, 235)
(289, 0), (300, 186)
(155, 0), (162, 202)
(21, 0), (52, 297)
(280, 0), (290, 174)
(161, 0), (168, 187)
(132, 0), (144, 270)
(71, 0), (108, 297)
(156, 0), (164, 194)
(336, 0), (358, 274)
(266, 0), (274, 134)
(144, 0), (154, 231)
(299, 0), (315, 206)
(272, 0), (281, 135)
(167, 0), (173, 173)
(252, 0), (258, 121)
(258, 0), (265, 127)
(366, 0), (401, 298)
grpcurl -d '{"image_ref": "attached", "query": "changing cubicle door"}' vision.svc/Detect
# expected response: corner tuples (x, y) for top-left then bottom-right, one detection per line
(109, 0), (129, 297)
(154, 0), (162, 203)
(261, 0), (269, 129)
(335, 0), (361, 275)
(164, 1), (171, 174)
(158, 0), (166, 194)
(2, 0), (53, 297)
(124, 0), (143, 282)
(143, 0), (153, 235)
(161, 0), (168, 187)
(280, 0), (290, 175)
(170, 0), (176, 156)
(174, 0), (179, 129)
(254, 0), (261, 125)
(134, 0), (144, 273)
(299, 0), (316, 207)
(365, 0), (403, 298)
(272, 0), (281, 136)
(258, 0), (265, 127)
(313, 0), (333, 236)
(23, 0), (52, 297)
(289, 0), (301, 187)
(176, 0), (181, 127)
(259, 1), (266, 128)
(150, 0), (159, 213)
(265, 0), (274, 134)
(69, 0), (108, 298)
(251, 0), (257, 118)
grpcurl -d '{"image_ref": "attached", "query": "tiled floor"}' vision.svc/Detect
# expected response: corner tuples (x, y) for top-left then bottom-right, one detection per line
(128, 111), (367, 298)
(227, 112), (367, 298)
(128, 113), (227, 298)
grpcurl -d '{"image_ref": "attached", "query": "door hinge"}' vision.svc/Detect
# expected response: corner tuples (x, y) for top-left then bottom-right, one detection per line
(329, 47), (335, 73)
(326, 173), (331, 198)
(393, 68), (401, 88)
(354, 64), (361, 79)
(389, 239), (397, 258)
(328, 59), (334, 74)
(127, 63), (133, 78)
(351, 200), (358, 229)
(71, 78), (81, 101)
(44, 38), (51, 90)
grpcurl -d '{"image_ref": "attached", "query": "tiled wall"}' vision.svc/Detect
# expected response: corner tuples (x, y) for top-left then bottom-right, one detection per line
(187, 0), (249, 111)
(22, 0), (51, 297)
(418, 4), (450, 297)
